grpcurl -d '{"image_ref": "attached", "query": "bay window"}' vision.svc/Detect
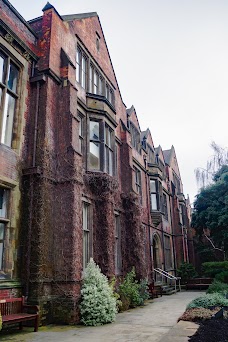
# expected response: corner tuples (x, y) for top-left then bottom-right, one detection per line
(105, 125), (114, 176)
(150, 180), (158, 210)
(89, 120), (100, 170)
(76, 46), (115, 106)
(89, 119), (114, 175)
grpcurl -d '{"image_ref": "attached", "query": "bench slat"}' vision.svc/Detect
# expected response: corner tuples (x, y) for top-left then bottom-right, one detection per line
(3, 313), (38, 322)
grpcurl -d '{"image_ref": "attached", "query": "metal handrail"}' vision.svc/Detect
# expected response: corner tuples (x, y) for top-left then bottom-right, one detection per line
(154, 268), (181, 292)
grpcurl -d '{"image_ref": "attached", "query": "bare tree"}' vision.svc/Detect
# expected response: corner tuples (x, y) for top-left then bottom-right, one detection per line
(195, 141), (228, 188)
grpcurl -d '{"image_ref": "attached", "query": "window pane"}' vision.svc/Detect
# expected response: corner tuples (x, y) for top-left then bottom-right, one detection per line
(76, 49), (81, 82)
(83, 231), (89, 269)
(150, 180), (156, 193)
(94, 72), (98, 94)
(83, 203), (88, 230)
(89, 65), (93, 92)
(109, 150), (113, 176)
(99, 77), (103, 95)
(151, 194), (157, 210)
(89, 142), (100, 170)
(90, 121), (99, 140)
(8, 63), (18, 93)
(0, 87), (2, 106)
(0, 242), (3, 270)
(78, 116), (82, 136)
(105, 126), (111, 146)
(105, 146), (108, 173)
(0, 223), (4, 240)
(1, 94), (16, 146)
(81, 56), (86, 88)
(0, 188), (7, 218)
(0, 56), (4, 83)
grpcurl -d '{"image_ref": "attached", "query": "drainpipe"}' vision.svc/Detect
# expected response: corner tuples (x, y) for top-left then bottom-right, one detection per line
(25, 80), (40, 299)
(169, 194), (177, 275)
(144, 155), (153, 280)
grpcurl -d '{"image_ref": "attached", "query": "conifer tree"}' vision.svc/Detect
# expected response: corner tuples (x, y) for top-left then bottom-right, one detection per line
(80, 259), (117, 326)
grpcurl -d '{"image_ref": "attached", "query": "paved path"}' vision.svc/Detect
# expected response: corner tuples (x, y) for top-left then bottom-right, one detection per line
(1, 291), (202, 342)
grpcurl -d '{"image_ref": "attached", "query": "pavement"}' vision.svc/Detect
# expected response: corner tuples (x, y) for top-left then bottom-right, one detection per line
(0, 291), (202, 342)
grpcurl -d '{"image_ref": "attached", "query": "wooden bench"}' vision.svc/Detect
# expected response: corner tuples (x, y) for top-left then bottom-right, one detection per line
(186, 278), (213, 290)
(0, 297), (39, 332)
(148, 281), (163, 299)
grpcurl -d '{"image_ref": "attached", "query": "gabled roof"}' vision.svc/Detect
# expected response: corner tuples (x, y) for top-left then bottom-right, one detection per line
(164, 145), (182, 179)
(141, 128), (154, 148)
(155, 145), (165, 165)
(126, 105), (141, 131)
(62, 9), (125, 105)
(163, 149), (172, 166)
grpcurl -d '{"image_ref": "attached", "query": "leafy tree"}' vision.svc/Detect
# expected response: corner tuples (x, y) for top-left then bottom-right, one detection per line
(192, 165), (228, 257)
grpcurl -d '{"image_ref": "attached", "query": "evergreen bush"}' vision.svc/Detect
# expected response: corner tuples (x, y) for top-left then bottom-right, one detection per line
(177, 262), (197, 282)
(187, 293), (228, 309)
(215, 271), (228, 284)
(207, 280), (228, 294)
(202, 261), (228, 278)
(80, 259), (117, 326)
(138, 279), (150, 305)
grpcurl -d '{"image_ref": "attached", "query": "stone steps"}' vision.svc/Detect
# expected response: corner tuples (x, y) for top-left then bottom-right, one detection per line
(155, 282), (180, 295)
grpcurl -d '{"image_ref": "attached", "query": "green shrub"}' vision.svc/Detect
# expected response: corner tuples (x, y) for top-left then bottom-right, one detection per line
(177, 262), (197, 282)
(118, 268), (149, 309)
(187, 293), (228, 309)
(202, 261), (228, 278)
(138, 279), (150, 305)
(109, 277), (122, 312)
(207, 280), (228, 294)
(119, 268), (141, 308)
(215, 271), (228, 284)
(80, 259), (117, 326)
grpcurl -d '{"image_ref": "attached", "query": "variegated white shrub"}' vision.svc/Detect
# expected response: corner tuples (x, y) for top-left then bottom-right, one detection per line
(80, 259), (117, 326)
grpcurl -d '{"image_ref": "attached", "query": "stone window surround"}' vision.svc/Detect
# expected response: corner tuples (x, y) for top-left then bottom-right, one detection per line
(88, 116), (115, 176)
(82, 198), (93, 270)
(0, 36), (29, 153)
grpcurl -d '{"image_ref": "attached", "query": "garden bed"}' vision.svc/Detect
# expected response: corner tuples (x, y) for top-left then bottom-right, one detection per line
(189, 319), (228, 342)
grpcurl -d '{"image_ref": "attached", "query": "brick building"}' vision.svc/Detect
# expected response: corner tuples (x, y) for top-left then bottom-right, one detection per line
(0, 0), (194, 323)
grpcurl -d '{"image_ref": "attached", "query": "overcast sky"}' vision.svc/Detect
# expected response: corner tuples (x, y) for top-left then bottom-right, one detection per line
(10, 0), (228, 203)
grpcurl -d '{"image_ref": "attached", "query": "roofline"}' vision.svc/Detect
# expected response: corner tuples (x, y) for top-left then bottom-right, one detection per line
(62, 12), (98, 21)
(96, 15), (125, 105)
(2, 0), (38, 38)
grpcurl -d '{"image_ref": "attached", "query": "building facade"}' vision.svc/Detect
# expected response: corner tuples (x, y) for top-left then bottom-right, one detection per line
(0, 0), (194, 324)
